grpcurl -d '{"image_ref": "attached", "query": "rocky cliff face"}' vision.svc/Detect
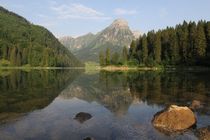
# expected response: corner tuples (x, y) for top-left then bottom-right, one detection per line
(59, 19), (141, 62)
(91, 19), (134, 47)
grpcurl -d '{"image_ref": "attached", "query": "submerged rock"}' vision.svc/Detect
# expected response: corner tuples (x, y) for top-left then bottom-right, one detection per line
(195, 126), (210, 140)
(74, 112), (92, 123)
(152, 105), (196, 132)
(83, 137), (95, 140)
(190, 100), (202, 110)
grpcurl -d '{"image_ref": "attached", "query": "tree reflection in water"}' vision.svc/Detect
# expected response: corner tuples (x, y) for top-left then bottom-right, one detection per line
(0, 69), (83, 123)
(60, 71), (210, 116)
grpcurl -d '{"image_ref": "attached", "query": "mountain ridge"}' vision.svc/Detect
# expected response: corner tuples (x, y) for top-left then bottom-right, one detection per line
(59, 19), (141, 62)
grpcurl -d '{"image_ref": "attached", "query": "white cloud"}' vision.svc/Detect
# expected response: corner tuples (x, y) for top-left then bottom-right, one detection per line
(114, 8), (137, 15)
(51, 3), (111, 20)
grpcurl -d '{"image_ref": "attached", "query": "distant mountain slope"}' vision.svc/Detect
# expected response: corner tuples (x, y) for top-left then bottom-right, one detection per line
(0, 6), (83, 67)
(60, 19), (140, 62)
(60, 33), (95, 53)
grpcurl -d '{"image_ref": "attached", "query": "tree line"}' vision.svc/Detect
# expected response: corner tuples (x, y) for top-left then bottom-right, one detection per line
(99, 20), (210, 67)
(99, 46), (129, 66)
(129, 20), (210, 66)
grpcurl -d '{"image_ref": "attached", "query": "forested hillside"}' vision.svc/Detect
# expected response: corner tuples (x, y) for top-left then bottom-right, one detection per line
(128, 20), (210, 66)
(0, 6), (83, 67)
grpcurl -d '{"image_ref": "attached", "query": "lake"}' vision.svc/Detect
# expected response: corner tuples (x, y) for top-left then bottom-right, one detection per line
(0, 69), (210, 140)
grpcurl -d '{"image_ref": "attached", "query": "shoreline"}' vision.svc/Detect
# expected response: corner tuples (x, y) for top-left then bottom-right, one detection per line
(96, 66), (161, 71)
(0, 67), (85, 70)
(96, 65), (210, 72)
(0, 66), (209, 72)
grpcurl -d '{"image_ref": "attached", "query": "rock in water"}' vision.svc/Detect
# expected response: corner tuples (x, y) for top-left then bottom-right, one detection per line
(195, 126), (210, 140)
(190, 100), (202, 110)
(83, 137), (95, 140)
(74, 112), (92, 123)
(152, 105), (196, 132)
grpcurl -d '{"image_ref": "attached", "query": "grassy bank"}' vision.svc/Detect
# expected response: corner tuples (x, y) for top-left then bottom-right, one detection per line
(89, 64), (210, 72)
(85, 61), (210, 71)
(98, 66), (162, 71)
(1, 64), (209, 72)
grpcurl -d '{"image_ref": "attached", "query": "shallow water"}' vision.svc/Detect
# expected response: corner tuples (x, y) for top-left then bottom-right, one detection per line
(0, 70), (210, 140)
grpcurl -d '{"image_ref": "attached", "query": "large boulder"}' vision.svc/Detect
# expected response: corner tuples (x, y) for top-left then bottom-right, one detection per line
(152, 105), (196, 132)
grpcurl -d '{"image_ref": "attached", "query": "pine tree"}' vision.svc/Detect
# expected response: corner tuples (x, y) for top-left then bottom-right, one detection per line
(195, 22), (207, 59)
(99, 51), (105, 66)
(28, 45), (32, 65)
(22, 48), (28, 64)
(2, 45), (8, 59)
(122, 46), (128, 65)
(153, 32), (161, 64)
(188, 22), (197, 64)
(136, 50), (141, 64)
(141, 34), (148, 64)
(10, 47), (17, 65)
(161, 30), (170, 64)
(42, 48), (49, 66)
(147, 31), (155, 57)
(105, 48), (111, 65)
(129, 40), (137, 58)
(169, 29), (179, 64)
(177, 21), (189, 63)
(111, 52), (119, 65)
(206, 22), (210, 56)
(16, 51), (21, 66)
(135, 38), (142, 64)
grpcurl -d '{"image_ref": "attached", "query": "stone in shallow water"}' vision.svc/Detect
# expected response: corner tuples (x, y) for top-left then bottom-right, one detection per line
(74, 112), (92, 123)
(195, 126), (210, 140)
(83, 137), (95, 140)
(190, 100), (202, 110)
(152, 105), (196, 132)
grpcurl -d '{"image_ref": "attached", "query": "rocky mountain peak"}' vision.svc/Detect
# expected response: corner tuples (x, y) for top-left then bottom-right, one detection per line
(111, 19), (129, 28)
(60, 18), (141, 62)
(86, 32), (94, 36)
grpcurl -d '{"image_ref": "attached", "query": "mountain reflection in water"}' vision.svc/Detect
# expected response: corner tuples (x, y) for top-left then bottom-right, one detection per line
(0, 70), (210, 140)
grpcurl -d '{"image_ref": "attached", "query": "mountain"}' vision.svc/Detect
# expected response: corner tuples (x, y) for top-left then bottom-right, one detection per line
(132, 30), (141, 39)
(59, 33), (95, 53)
(60, 19), (140, 62)
(0, 6), (83, 67)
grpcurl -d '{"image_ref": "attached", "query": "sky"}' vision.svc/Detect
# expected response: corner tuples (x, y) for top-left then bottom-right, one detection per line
(0, 0), (210, 38)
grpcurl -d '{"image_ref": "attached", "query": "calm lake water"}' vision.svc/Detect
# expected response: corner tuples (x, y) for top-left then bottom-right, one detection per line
(0, 69), (210, 140)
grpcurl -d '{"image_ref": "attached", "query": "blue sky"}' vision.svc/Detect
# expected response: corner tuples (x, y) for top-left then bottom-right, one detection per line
(0, 0), (210, 37)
